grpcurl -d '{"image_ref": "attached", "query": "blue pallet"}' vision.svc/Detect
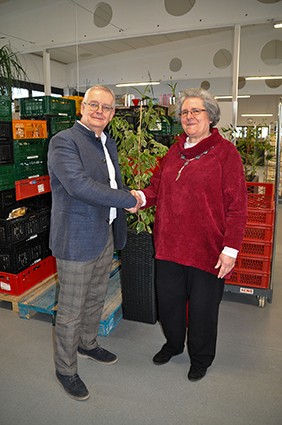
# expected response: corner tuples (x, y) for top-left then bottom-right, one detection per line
(18, 262), (122, 336)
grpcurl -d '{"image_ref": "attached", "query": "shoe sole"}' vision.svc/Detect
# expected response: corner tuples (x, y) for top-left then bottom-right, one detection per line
(56, 377), (90, 401)
(77, 351), (118, 365)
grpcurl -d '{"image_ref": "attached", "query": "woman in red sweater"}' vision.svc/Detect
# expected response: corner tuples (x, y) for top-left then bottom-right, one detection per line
(140, 88), (247, 382)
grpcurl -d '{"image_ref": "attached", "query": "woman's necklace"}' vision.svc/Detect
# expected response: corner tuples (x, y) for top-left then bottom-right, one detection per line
(175, 145), (215, 181)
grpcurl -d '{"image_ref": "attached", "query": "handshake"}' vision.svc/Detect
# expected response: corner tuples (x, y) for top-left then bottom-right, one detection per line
(125, 190), (144, 213)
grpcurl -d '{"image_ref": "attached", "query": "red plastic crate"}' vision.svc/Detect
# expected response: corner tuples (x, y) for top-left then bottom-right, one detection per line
(243, 224), (273, 243)
(15, 175), (51, 200)
(225, 269), (270, 289)
(240, 241), (273, 259)
(0, 255), (57, 295)
(235, 255), (271, 274)
(246, 182), (275, 210)
(247, 208), (274, 226)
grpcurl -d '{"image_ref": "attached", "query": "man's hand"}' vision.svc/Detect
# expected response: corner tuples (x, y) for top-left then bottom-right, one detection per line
(214, 252), (236, 279)
(125, 190), (143, 213)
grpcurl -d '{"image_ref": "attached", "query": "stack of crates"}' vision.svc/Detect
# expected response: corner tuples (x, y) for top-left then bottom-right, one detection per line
(225, 182), (275, 289)
(15, 96), (76, 199)
(20, 95), (76, 140)
(12, 119), (49, 199)
(0, 95), (76, 296)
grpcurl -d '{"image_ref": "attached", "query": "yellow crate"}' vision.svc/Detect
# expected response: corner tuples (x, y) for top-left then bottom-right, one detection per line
(12, 120), (47, 139)
(63, 96), (83, 116)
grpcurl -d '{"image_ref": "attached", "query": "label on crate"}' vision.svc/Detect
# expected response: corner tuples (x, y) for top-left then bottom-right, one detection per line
(0, 281), (11, 291)
(239, 287), (254, 295)
(38, 184), (45, 193)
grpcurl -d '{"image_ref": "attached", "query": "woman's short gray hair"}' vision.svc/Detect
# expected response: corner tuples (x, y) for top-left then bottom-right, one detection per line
(177, 88), (220, 127)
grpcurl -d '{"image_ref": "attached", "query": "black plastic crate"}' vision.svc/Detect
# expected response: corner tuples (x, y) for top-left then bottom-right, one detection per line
(0, 206), (50, 245)
(0, 121), (13, 141)
(0, 140), (14, 164)
(0, 188), (16, 209)
(0, 231), (51, 273)
(22, 192), (52, 209)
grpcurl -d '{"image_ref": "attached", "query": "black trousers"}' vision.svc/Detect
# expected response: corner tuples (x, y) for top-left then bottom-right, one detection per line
(156, 260), (225, 369)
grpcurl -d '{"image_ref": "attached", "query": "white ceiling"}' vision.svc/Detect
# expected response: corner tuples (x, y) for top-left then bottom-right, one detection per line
(32, 28), (229, 65)
(0, 0), (281, 65)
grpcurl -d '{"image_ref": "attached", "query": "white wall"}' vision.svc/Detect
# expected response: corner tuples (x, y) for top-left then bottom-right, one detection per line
(19, 53), (67, 90)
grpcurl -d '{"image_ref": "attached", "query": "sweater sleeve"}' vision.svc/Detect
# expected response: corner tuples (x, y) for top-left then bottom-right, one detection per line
(220, 142), (248, 250)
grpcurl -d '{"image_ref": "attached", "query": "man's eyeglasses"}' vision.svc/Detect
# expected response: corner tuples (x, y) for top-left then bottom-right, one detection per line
(84, 101), (114, 113)
(179, 108), (207, 117)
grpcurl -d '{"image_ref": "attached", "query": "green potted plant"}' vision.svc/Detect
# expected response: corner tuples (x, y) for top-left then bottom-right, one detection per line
(109, 96), (168, 233)
(221, 124), (274, 182)
(0, 44), (27, 96)
(167, 77), (178, 105)
(109, 94), (168, 324)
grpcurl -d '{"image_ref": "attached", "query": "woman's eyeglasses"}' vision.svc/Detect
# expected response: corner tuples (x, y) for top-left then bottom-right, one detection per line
(84, 101), (114, 113)
(179, 108), (207, 117)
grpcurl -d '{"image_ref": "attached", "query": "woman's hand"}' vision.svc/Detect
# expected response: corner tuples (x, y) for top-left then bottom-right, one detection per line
(125, 190), (143, 213)
(214, 253), (236, 279)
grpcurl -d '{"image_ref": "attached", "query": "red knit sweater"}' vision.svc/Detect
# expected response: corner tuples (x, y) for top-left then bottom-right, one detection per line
(142, 128), (248, 276)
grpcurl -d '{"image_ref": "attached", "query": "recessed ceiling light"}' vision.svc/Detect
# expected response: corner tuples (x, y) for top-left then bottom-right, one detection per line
(215, 95), (250, 99)
(241, 113), (273, 117)
(116, 82), (160, 87)
(245, 76), (282, 80)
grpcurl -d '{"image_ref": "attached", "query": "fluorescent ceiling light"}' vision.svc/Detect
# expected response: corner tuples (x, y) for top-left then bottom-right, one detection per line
(274, 22), (282, 28)
(245, 76), (282, 80)
(241, 113), (273, 117)
(215, 95), (250, 99)
(116, 81), (160, 87)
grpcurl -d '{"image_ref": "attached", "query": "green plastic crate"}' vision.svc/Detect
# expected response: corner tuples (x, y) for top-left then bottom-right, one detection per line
(0, 164), (15, 190)
(14, 159), (48, 180)
(171, 121), (183, 135)
(0, 96), (12, 122)
(13, 139), (49, 162)
(20, 96), (76, 118)
(47, 116), (75, 137)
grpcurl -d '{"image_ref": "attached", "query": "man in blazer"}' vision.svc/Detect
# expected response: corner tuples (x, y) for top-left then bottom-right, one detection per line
(48, 85), (140, 401)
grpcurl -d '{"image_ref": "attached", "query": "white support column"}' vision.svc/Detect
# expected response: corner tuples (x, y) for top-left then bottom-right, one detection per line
(232, 25), (241, 132)
(43, 50), (51, 95)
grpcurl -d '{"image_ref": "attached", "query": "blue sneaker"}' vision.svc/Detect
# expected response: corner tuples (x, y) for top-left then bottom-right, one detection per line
(78, 346), (118, 364)
(56, 371), (89, 400)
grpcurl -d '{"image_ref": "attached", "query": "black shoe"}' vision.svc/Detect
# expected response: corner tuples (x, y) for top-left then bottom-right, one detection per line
(153, 347), (182, 365)
(188, 366), (207, 382)
(78, 346), (118, 364)
(56, 371), (89, 400)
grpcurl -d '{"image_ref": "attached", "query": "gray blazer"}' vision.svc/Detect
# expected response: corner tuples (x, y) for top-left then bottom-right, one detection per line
(47, 121), (136, 261)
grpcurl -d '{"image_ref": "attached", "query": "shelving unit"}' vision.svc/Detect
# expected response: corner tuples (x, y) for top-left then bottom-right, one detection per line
(224, 100), (282, 307)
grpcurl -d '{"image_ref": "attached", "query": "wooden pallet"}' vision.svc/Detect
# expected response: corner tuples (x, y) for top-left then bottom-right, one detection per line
(17, 270), (122, 335)
(0, 273), (57, 314)
(18, 273), (59, 320)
